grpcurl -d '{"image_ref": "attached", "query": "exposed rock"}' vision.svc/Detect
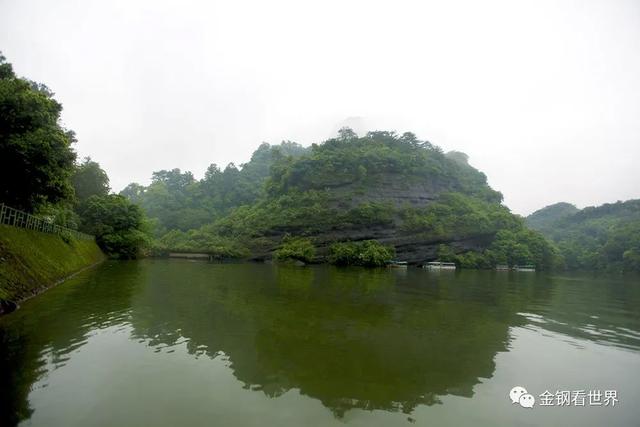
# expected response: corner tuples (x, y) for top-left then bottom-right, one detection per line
(327, 173), (460, 210)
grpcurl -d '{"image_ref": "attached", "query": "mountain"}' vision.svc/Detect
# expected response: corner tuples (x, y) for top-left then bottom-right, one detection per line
(527, 200), (640, 271)
(525, 202), (579, 235)
(137, 130), (559, 269)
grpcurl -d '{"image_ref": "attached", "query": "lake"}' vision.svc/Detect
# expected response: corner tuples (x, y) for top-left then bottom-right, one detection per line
(1, 259), (639, 426)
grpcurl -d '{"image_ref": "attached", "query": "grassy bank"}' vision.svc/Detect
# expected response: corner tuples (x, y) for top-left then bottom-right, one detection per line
(0, 225), (105, 310)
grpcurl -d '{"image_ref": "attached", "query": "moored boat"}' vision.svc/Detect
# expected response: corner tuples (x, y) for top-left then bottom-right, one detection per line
(386, 261), (408, 268)
(423, 261), (456, 270)
(513, 264), (536, 272)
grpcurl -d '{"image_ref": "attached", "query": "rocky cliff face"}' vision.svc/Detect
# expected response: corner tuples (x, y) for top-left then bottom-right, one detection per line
(306, 230), (494, 264)
(328, 173), (460, 210)
(253, 217), (496, 264)
(249, 172), (499, 264)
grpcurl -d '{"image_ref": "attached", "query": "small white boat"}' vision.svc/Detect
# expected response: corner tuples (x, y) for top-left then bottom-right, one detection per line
(423, 261), (456, 270)
(386, 261), (408, 268)
(513, 264), (536, 272)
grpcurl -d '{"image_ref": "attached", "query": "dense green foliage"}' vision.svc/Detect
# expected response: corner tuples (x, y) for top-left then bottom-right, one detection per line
(211, 190), (391, 238)
(525, 202), (579, 235)
(139, 129), (558, 268)
(0, 53), (76, 212)
(77, 195), (149, 259)
(0, 53), (150, 260)
(399, 192), (520, 237)
(120, 142), (308, 234)
(527, 200), (640, 272)
(156, 228), (250, 259)
(438, 227), (562, 269)
(71, 157), (110, 204)
(328, 241), (395, 267)
(274, 236), (316, 263)
(163, 132), (507, 238)
(266, 131), (502, 203)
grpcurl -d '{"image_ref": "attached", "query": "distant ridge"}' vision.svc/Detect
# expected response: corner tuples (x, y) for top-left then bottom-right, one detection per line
(526, 199), (640, 271)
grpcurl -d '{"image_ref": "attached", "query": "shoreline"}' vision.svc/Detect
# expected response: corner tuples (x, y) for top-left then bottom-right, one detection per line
(0, 259), (105, 316)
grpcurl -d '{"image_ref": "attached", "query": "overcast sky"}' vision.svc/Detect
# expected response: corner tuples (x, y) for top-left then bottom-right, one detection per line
(1, 0), (639, 215)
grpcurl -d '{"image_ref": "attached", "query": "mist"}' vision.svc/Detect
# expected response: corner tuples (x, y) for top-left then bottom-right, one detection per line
(1, 0), (639, 215)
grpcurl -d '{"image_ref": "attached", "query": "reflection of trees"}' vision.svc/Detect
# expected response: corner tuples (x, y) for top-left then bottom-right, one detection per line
(0, 261), (142, 427)
(2, 261), (637, 426)
(127, 263), (529, 417)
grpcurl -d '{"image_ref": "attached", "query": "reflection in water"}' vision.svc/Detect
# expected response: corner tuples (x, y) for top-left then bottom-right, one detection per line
(0, 261), (143, 426)
(517, 273), (640, 350)
(129, 264), (516, 416)
(0, 260), (639, 426)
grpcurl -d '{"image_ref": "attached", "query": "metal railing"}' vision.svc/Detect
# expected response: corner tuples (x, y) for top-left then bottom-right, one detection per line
(0, 203), (94, 240)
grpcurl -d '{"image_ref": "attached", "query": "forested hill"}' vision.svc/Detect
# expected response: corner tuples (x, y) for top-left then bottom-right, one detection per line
(525, 202), (579, 235)
(122, 130), (560, 269)
(526, 200), (640, 271)
(120, 141), (308, 234)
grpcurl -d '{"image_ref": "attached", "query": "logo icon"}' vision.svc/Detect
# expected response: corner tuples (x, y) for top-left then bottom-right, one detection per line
(509, 386), (535, 408)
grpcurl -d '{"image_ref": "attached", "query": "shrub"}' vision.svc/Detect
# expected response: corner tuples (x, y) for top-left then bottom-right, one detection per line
(59, 230), (73, 245)
(329, 240), (395, 267)
(275, 236), (316, 263)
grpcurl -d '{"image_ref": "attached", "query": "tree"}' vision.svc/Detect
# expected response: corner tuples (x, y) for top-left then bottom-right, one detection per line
(0, 53), (13, 79)
(445, 151), (470, 165)
(337, 127), (358, 141)
(119, 183), (146, 204)
(0, 53), (76, 211)
(71, 157), (110, 204)
(78, 195), (149, 259)
(121, 141), (310, 234)
(203, 163), (222, 183)
(151, 168), (195, 191)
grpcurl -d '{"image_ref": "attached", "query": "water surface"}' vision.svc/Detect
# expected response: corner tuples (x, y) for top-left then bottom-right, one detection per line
(1, 260), (639, 426)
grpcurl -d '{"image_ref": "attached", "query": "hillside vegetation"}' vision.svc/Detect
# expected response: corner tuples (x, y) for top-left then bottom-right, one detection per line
(0, 225), (105, 311)
(525, 202), (579, 235)
(0, 53), (150, 259)
(527, 200), (640, 271)
(120, 141), (308, 234)
(124, 130), (560, 269)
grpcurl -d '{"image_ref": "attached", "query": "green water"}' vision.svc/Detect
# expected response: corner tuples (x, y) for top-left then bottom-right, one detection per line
(1, 260), (639, 427)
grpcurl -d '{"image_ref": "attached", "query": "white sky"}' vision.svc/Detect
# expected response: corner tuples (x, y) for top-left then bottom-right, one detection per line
(1, 0), (639, 215)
